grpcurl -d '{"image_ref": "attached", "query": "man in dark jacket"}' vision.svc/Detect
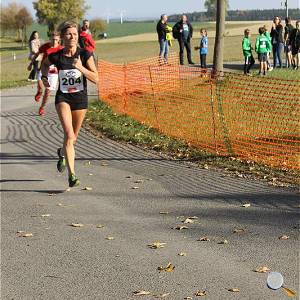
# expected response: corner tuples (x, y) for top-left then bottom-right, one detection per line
(173, 14), (194, 65)
(156, 14), (170, 63)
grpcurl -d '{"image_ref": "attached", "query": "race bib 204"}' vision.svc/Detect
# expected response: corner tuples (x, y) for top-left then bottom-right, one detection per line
(59, 69), (84, 93)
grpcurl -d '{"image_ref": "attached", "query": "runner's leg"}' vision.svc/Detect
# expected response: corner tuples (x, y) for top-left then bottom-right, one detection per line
(71, 109), (87, 143)
(56, 102), (76, 176)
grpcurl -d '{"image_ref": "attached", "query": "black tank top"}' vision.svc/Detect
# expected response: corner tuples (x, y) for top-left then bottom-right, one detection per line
(48, 47), (92, 103)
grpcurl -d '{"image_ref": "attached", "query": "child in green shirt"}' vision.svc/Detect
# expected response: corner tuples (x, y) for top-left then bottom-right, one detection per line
(255, 27), (272, 76)
(242, 29), (255, 75)
(263, 25), (273, 71)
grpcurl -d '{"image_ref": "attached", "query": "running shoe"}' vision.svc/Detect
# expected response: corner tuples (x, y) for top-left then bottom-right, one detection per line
(68, 174), (80, 187)
(35, 91), (42, 102)
(39, 107), (45, 116)
(57, 147), (66, 173)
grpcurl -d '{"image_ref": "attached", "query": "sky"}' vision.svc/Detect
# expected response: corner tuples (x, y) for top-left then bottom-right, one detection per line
(2, 0), (300, 20)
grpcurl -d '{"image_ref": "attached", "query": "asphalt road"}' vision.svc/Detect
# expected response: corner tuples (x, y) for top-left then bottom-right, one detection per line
(1, 84), (299, 300)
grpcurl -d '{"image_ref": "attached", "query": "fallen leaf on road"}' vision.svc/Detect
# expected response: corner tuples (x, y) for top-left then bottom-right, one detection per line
(228, 288), (240, 292)
(158, 262), (175, 272)
(70, 223), (84, 227)
(183, 218), (194, 224)
(218, 239), (229, 244)
(82, 187), (93, 191)
(106, 236), (114, 240)
(148, 242), (166, 249)
(254, 266), (270, 273)
(233, 228), (246, 234)
(96, 225), (105, 228)
(242, 203), (251, 208)
(198, 237), (210, 242)
(204, 164), (209, 169)
(41, 214), (51, 217)
(133, 290), (151, 296)
(195, 290), (208, 296)
(153, 292), (170, 298)
(279, 235), (289, 240)
(282, 286), (296, 297)
(18, 232), (33, 237)
(178, 252), (187, 256)
(173, 225), (188, 231)
(177, 215), (186, 219)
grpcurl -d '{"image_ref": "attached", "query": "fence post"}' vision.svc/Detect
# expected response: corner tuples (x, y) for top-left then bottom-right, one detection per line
(215, 74), (234, 156)
(148, 65), (161, 130)
(209, 76), (218, 154)
(123, 63), (128, 112)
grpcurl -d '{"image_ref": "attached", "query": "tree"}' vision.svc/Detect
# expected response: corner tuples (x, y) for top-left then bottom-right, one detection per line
(213, 0), (226, 73)
(204, 0), (229, 20)
(33, 0), (89, 34)
(15, 7), (33, 44)
(0, 2), (32, 42)
(89, 18), (107, 39)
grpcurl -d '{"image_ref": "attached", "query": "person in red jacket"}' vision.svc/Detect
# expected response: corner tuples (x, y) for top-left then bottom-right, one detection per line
(79, 20), (95, 53)
(28, 31), (63, 116)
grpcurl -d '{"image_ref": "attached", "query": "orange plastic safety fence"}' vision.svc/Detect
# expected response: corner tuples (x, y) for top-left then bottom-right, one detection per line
(97, 52), (300, 170)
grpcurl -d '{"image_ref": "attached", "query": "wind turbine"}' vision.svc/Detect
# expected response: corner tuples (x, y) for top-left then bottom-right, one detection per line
(105, 9), (110, 24)
(119, 10), (126, 24)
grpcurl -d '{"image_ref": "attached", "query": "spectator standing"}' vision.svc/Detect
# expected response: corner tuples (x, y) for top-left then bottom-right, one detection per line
(28, 31), (41, 81)
(290, 20), (300, 69)
(173, 14), (194, 65)
(255, 27), (272, 76)
(156, 14), (171, 63)
(263, 25), (273, 71)
(270, 16), (284, 68)
(242, 29), (255, 75)
(199, 28), (208, 68)
(79, 19), (95, 53)
(284, 17), (294, 68)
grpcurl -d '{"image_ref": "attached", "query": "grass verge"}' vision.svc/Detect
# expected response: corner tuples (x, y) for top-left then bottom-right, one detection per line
(85, 100), (299, 187)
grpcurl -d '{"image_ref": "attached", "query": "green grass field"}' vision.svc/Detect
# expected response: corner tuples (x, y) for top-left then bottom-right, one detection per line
(1, 20), (299, 89)
(105, 21), (254, 38)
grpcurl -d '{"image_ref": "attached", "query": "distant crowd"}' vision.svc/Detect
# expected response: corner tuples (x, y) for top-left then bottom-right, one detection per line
(156, 14), (300, 74)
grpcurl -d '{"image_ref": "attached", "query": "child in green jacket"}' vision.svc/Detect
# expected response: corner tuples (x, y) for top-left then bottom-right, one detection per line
(263, 25), (273, 71)
(255, 27), (272, 76)
(242, 29), (255, 75)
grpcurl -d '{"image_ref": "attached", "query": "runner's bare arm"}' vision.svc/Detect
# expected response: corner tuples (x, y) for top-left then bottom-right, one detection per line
(41, 57), (51, 88)
(73, 56), (99, 84)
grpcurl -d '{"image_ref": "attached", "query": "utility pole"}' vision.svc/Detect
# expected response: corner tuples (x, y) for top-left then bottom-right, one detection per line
(282, 0), (289, 17)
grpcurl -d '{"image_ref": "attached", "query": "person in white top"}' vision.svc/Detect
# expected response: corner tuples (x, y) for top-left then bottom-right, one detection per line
(27, 31), (41, 81)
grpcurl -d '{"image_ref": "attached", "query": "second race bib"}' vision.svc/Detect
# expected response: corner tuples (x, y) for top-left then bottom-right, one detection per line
(59, 69), (84, 93)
